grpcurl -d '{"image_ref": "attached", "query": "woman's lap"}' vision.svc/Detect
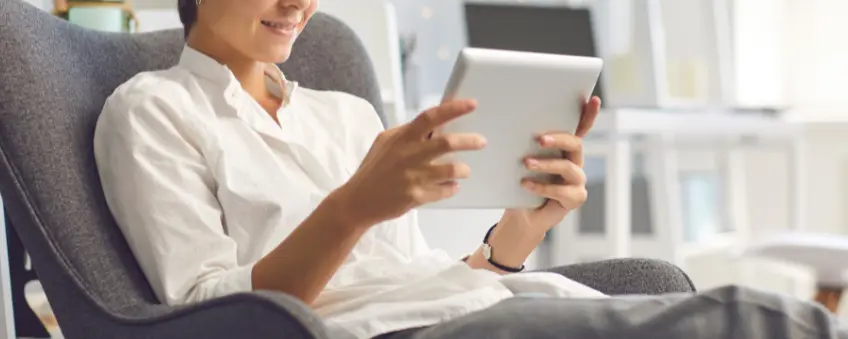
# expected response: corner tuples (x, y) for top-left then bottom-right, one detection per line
(376, 285), (845, 339)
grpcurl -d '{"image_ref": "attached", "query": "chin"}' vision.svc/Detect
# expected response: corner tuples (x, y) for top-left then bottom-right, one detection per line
(251, 50), (291, 64)
(253, 46), (294, 64)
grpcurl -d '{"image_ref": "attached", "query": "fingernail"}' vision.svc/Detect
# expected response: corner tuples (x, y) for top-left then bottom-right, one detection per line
(526, 159), (539, 168)
(522, 180), (536, 189)
(540, 135), (554, 145)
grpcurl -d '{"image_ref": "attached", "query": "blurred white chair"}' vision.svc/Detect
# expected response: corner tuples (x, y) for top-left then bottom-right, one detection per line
(319, 0), (407, 127)
(744, 232), (848, 312)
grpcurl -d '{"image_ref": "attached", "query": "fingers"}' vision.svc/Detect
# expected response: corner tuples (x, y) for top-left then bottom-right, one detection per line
(410, 182), (460, 204)
(417, 132), (487, 160)
(538, 133), (583, 168)
(524, 158), (585, 185)
(538, 133), (581, 153)
(537, 96), (599, 151)
(404, 162), (469, 204)
(521, 180), (588, 210)
(409, 162), (471, 204)
(408, 99), (477, 138)
(575, 96), (601, 138)
(420, 162), (471, 184)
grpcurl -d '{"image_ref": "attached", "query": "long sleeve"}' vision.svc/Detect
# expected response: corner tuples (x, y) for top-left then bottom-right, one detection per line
(94, 87), (253, 305)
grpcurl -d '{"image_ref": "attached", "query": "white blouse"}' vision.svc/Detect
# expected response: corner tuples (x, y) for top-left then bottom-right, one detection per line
(94, 46), (604, 339)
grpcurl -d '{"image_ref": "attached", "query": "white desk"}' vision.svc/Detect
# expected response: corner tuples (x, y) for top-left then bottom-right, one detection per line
(556, 108), (803, 266)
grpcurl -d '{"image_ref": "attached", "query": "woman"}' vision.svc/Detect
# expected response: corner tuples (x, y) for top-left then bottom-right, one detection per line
(94, 0), (845, 338)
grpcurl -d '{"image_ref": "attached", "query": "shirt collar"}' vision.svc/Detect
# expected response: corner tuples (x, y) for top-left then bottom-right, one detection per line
(262, 58), (298, 107)
(177, 45), (298, 106)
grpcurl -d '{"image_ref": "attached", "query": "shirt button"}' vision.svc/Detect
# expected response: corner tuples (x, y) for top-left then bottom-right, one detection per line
(224, 89), (238, 102)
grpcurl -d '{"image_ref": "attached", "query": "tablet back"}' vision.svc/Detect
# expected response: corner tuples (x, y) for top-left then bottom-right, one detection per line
(424, 48), (602, 209)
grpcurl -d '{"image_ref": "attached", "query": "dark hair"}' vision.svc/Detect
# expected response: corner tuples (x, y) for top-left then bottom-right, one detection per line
(177, 0), (197, 38)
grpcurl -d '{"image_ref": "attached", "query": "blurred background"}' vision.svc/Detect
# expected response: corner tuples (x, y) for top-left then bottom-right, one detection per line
(20, 0), (848, 321)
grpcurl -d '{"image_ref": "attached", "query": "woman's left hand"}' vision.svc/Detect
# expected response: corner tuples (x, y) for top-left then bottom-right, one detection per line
(499, 96), (601, 235)
(465, 97), (601, 274)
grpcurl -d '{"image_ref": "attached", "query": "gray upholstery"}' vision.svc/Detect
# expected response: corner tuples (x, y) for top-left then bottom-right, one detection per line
(544, 258), (694, 295)
(0, 1), (693, 338)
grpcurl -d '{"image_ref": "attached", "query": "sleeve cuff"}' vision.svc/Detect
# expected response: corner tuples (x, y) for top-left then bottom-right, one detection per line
(180, 263), (256, 304)
(214, 263), (255, 295)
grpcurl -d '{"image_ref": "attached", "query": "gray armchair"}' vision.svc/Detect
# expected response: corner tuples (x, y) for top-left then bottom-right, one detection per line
(0, 1), (694, 338)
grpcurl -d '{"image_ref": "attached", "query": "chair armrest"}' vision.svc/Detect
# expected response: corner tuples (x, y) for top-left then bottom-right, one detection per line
(541, 258), (696, 295)
(138, 259), (691, 338)
(117, 291), (329, 339)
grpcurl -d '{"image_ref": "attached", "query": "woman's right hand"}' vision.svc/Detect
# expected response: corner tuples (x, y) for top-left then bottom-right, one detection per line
(333, 99), (486, 228)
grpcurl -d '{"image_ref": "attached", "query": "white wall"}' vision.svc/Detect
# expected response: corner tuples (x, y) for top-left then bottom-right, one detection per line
(731, 0), (848, 115)
(659, 0), (728, 103)
(129, 2), (183, 33)
(732, 0), (789, 107)
(738, 0), (848, 236)
(134, 9), (182, 33)
(784, 0), (848, 116)
(793, 126), (848, 235)
(133, 0), (174, 10)
(132, 0), (181, 32)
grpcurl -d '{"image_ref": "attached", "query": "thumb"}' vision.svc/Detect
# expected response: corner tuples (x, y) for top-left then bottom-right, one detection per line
(575, 97), (601, 138)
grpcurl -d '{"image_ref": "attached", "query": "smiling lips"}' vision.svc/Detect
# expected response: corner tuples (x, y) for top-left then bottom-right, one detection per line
(260, 19), (299, 35)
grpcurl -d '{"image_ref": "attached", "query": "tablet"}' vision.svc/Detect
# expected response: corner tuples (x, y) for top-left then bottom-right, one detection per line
(422, 48), (603, 209)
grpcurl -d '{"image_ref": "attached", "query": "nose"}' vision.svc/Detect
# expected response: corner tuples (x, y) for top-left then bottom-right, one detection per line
(278, 0), (311, 10)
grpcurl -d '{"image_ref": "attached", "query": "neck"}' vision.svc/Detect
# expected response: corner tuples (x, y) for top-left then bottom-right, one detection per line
(186, 28), (267, 98)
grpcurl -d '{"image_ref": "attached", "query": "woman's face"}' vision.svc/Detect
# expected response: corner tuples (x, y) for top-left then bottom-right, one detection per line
(196, 0), (318, 63)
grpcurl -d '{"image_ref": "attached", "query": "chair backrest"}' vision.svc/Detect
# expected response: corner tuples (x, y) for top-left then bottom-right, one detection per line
(0, 0), (383, 324)
(320, 0), (407, 126)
